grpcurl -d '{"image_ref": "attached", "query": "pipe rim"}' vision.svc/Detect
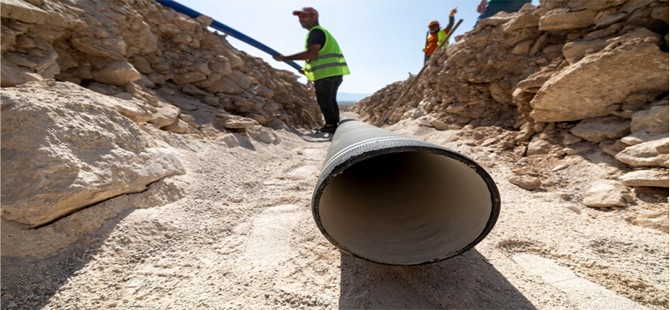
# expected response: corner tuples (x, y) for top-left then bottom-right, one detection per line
(312, 143), (500, 265)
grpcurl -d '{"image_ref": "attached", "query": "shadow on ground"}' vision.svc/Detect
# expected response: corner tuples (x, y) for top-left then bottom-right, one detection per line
(339, 249), (534, 309)
(0, 179), (183, 309)
(1, 208), (133, 310)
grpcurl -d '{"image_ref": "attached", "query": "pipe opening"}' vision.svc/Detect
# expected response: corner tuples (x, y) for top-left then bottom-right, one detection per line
(317, 150), (496, 265)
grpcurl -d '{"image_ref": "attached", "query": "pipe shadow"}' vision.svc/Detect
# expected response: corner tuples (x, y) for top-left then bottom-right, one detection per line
(0, 178), (184, 309)
(286, 127), (333, 143)
(338, 249), (535, 309)
(291, 118), (359, 143)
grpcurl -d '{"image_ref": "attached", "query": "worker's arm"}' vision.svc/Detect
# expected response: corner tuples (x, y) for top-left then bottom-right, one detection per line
(477, 0), (487, 13)
(274, 44), (321, 62)
(274, 28), (324, 62)
(444, 8), (457, 33)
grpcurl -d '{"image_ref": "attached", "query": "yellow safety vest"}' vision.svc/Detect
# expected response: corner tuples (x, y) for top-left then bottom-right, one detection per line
(425, 29), (448, 56)
(303, 25), (350, 81)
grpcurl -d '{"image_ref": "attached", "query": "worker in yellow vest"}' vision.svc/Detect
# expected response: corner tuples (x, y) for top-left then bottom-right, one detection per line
(423, 8), (458, 62)
(274, 7), (350, 133)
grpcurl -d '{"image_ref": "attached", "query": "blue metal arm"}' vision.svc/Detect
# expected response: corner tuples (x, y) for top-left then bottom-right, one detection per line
(155, 0), (303, 72)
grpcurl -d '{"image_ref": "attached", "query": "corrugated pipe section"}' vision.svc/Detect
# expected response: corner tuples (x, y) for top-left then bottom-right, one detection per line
(312, 120), (500, 265)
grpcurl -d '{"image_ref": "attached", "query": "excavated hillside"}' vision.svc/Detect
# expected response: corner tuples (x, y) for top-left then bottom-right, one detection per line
(356, 0), (669, 212)
(1, 0), (323, 230)
(1, 0), (668, 309)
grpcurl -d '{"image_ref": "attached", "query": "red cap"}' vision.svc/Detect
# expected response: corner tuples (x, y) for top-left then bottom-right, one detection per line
(292, 7), (318, 18)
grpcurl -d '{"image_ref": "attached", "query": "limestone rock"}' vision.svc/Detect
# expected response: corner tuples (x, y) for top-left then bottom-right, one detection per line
(619, 170), (669, 188)
(530, 41), (668, 122)
(508, 175), (542, 191)
(205, 77), (243, 95)
(539, 8), (596, 31)
(582, 181), (628, 208)
(1, 60), (42, 86)
(569, 116), (630, 143)
(526, 138), (553, 156)
(615, 138), (669, 168)
(92, 61), (141, 86)
(164, 119), (194, 134)
(0, 81), (185, 227)
(69, 36), (126, 60)
(630, 104), (668, 135)
(1, 0), (49, 24)
(147, 101), (181, 129)
(171, 71), (207, 85)
(430, 118), (450, 131)
(97, 94), (155, 123)
(217, 114), (259, 130)
(219, 133), (241, 148)
(502, 12), (539, 33)
(562, 39), (609, 64)
(248, 126), (280, 144)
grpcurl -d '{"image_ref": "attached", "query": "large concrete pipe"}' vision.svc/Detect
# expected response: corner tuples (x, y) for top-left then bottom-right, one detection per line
(311, 120), (500, 265)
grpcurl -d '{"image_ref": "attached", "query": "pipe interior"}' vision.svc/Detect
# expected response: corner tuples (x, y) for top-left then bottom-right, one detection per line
(317, 150), (493, 265)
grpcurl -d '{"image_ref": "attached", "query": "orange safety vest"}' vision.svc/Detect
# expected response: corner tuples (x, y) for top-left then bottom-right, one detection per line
(424, 28), (448, 56)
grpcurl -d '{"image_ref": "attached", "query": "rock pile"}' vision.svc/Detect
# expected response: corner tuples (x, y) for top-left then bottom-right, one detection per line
(1, 0), (321, 130)
(1, 0), (321, 228)
(354, 0), (668, 208)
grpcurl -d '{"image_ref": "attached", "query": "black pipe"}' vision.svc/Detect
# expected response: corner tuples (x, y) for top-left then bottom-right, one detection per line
(311, 120), (500, 265)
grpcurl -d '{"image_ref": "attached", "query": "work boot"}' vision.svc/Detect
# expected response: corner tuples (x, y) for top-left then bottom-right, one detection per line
(319, 124), (337, 133)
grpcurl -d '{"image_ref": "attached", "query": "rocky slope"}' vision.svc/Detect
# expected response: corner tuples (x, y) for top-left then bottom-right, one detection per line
(355, 0), (668, 208)
(2, 0), (321, 230)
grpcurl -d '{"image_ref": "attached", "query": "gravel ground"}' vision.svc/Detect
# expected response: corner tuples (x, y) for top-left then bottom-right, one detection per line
(2, 115), (667, 309)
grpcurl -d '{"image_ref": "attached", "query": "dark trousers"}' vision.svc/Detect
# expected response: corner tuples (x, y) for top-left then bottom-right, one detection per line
(314, 75), (343, 125)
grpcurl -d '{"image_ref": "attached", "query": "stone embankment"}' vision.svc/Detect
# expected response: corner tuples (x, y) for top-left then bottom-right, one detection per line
(355, 0), (669, 208)
(1, 0), (322, 229)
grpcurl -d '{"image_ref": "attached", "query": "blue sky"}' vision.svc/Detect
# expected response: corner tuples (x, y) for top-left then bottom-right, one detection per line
(174, 0), (538, 95)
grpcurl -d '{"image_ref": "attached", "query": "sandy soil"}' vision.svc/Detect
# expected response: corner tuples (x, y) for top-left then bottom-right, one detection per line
(1, 113), (668, 309)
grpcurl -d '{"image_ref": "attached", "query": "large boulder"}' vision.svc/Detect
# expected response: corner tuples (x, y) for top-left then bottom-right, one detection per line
(615, 138), (669, 168)
(1, 81), (185, 227)
(530, 40), (668, 122)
